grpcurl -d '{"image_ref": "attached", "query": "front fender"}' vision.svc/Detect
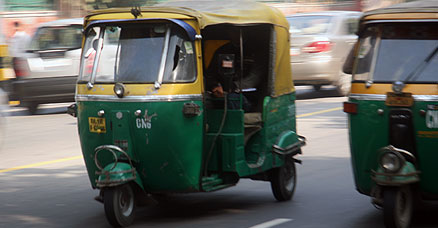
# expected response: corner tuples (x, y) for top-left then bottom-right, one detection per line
(272, 130), (306, 156)
(372, 161), (420, 186)
(96, 162), (143, 189)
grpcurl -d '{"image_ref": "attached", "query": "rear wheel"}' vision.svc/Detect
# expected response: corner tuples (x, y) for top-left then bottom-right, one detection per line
(383, 186), (413, 228)
(104, 184), (136, 227)
(270, 157), (296, 201)
(313, 85), (322, 91)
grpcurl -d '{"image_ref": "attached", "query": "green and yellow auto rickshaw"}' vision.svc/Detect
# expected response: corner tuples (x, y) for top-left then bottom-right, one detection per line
(70, 1), (305, 226)
(344, 1), (438, 227)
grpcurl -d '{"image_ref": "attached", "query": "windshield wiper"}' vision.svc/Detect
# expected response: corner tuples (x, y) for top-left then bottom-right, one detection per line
(403, 44), (438, 83)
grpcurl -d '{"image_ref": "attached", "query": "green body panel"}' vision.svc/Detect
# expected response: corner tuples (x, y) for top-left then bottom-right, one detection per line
(78, 93), (300, 193)
(97, 162), (142, 188)
(348, 98), (438, 196)
(78, 100), (203, 193)
(373, 162), (419, 186)
(204, 93), (298, 178)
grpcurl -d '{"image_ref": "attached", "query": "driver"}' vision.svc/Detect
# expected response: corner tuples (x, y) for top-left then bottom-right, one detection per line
(205, 28), (263, 112)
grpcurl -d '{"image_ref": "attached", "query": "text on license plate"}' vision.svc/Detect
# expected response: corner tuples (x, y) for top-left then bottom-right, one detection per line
(385, 92), (414, 107)
(89, 117), (106, 133)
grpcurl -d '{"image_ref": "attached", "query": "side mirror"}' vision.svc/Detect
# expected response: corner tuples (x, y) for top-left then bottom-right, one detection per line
(67, 103), (77, 117)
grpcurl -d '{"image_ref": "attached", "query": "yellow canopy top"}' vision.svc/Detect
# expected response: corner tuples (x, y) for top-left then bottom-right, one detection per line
(85, 1), (293, 96)
(88, 1), (289, 29)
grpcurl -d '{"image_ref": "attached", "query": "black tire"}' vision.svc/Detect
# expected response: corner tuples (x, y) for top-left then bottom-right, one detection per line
(25, 102), (38, 115)
(270, 157), (297, 201)
(313, 85), (322, 91)
(104, 184), (136, 227)
(383, 186), (413, 228)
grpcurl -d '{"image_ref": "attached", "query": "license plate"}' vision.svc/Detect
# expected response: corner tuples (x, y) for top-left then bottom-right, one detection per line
(385, 92), (414, 107)
(89, 117), (106, 133)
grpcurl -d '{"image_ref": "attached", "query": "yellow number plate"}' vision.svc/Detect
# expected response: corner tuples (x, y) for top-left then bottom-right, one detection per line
(88, 117), (106, 133)
(385, 92), (414, 107)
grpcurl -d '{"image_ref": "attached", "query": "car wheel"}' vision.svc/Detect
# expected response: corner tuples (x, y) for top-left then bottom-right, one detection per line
(336, 72), (352, 96)
(383, 186), (413, 228)
(25, 102), (38, 115)
(104, 184), (136, 227)
(313, 85), (322, 91)
(270, 157), (296, 201)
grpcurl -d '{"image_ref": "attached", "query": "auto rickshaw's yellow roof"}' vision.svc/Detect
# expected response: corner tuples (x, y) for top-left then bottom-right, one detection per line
(363, 0), (438, 19)
(88, 1), (289, 29)
(86, 1), (293, 97)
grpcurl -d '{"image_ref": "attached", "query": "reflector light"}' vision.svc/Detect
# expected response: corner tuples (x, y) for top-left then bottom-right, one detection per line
(343, 102), (358, 114)
(302, 41), (332, 53)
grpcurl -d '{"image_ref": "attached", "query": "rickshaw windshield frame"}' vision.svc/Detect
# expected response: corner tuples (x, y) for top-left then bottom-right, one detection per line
(353, 20), (438, 84)
(78, 19), (198, 86)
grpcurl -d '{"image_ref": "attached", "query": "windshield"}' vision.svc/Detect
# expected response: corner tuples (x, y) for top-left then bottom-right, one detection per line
(354, 23), (438, 83)
(28, 25), (82, 51)
(287, 15), (332, 35)
(79, 22), (196, 84)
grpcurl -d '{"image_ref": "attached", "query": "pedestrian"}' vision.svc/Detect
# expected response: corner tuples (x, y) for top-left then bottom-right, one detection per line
(9, 21), (31, 76)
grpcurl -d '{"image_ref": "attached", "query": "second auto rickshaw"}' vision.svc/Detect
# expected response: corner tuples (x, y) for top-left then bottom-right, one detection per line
(70, 1), (305, 227)
(344, 1), (438, 227)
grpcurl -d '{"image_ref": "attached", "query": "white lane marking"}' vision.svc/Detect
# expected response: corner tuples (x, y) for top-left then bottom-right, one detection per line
(249, 218), (293, 228)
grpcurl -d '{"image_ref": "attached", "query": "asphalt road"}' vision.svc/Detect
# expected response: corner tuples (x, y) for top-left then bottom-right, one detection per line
(0, 86), (437, 228)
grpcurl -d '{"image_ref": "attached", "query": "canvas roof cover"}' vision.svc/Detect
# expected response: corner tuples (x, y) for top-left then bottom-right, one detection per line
(364, 0), (438, 18)
(87, 0), (293, 96)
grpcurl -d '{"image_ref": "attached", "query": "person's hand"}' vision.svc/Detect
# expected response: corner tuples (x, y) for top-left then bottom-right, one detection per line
(212, 85), (224, 97)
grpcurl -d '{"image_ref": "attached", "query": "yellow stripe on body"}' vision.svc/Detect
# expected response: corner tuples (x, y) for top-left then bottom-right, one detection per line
(77, 82), (202, 96)
(351, 82), (438, 95)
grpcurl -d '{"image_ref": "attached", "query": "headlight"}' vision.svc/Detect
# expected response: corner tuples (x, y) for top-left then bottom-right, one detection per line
(114, 83), (125, 98)
(380, 151), (404, 173)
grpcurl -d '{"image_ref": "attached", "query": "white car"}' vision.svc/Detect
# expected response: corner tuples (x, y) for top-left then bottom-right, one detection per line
(287, 11), (361, 95)
(14, 18), (83, 114)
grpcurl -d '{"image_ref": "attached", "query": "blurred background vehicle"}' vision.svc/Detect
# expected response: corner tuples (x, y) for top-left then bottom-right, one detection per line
(0, 18), (15, 102)
(14, 18), (83, 114)
(287, 11), (361, 96)
(0, 88), (7, 148)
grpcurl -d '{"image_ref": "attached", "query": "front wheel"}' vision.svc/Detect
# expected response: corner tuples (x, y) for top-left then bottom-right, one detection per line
(383, 186), (413, 228)
(104, 184), (136, 227)
(270, 157), (297, 201)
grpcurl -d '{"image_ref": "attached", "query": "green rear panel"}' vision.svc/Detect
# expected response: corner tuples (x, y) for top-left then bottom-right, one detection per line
(205, 93), (297, 178)
(77, 100), (203, 193)
(349, 98), (438, 196)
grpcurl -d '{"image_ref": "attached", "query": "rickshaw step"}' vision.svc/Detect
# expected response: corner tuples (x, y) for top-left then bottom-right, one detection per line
(202, 176), (223, 186)
(202, 176), (234, 192)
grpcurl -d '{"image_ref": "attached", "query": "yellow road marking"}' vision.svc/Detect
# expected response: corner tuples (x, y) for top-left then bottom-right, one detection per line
(0, 107), (342, 174)
(297, 107), (342, 118)
(0, 155), (82, 173)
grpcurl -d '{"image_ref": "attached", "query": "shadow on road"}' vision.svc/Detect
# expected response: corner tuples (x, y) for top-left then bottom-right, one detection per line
(295, 85), (344, 100)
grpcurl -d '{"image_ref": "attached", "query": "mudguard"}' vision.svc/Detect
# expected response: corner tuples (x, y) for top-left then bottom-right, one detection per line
(96, 162), (144, 189)
(372, 161), (420, 186)
(272, 130), (306, 156)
